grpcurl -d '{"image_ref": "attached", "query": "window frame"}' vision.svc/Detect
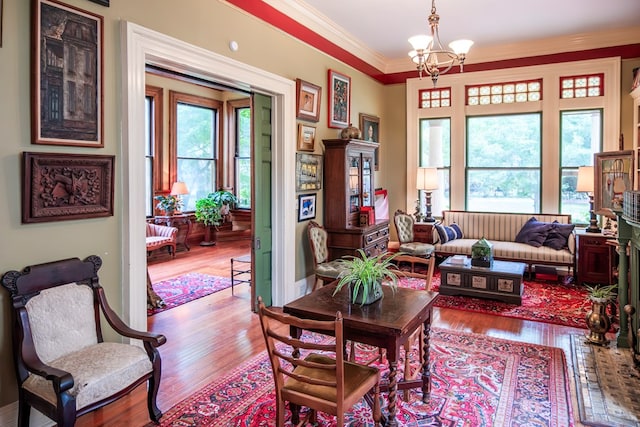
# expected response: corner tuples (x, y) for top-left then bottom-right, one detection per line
(227, 98), (252, 210)
(145, 85), (163, 217)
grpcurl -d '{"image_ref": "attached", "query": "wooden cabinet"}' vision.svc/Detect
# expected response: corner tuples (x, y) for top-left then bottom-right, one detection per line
(632, 86), (640, 189)
(323, 139), (389, 260)
(576, 231), (616, 286)
(414, 222), (435, 244)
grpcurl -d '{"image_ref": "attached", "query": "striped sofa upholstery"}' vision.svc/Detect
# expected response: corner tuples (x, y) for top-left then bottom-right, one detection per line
(433, 210), (575, 272)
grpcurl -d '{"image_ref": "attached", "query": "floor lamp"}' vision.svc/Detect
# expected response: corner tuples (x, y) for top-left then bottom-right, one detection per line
(416, 167), (439, 223)
(576, 166), (601, 233)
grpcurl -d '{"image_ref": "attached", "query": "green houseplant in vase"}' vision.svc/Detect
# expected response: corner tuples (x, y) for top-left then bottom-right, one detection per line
(584, 283), (617, 346)
(333, 249), (402, 305)
(194, 197), (223, 246)
(208, 189), (238, 223)
(154, 194), (183, 216)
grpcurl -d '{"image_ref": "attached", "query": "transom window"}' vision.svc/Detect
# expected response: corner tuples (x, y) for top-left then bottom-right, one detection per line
(418, 88), (451, 109)
(466, 79), (542, 105)
(560, 74), (603, 99)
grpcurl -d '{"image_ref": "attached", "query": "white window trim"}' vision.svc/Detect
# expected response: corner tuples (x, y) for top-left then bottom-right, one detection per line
(406, 57), (621, 214)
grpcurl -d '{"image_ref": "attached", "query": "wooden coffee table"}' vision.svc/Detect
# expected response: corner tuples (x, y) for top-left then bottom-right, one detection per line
(438, 257), (526, 304)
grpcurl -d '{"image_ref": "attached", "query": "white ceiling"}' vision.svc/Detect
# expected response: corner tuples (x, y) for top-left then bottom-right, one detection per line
(292, 0), (640, 67)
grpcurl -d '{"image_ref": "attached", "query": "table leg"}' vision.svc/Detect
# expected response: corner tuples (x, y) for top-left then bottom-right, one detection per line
(421, 316), (432, 402)
(387, 359), (398, 427)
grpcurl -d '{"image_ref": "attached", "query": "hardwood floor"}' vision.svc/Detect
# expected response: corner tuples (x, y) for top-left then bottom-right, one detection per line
(75, 241), (590, 426)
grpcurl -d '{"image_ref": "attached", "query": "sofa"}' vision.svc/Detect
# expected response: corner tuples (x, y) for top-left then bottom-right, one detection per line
(146, 223), (178, 257)
(431, 210), (576, 274)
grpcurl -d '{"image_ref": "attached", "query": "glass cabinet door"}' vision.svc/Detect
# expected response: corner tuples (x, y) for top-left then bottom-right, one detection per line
(349, 156), (360, 213)
(362, 155), (373, 207)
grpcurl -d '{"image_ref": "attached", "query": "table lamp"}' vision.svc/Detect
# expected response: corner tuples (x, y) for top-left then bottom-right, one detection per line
(170, 181), (190, 213)
(576, 166), (600, 233)
(416, 167), (439, 223)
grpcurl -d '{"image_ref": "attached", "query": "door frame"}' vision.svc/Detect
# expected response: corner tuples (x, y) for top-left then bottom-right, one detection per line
(121, 22), (296, 331)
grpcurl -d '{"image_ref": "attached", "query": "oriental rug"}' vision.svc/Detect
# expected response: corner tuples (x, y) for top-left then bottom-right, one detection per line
(400, 271), (591, 329)
(150, 328), (574, 427)
(147, 273), (231, 316)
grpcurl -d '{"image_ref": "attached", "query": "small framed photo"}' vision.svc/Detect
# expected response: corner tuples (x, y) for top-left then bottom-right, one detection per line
(296, 153), (322, 192)
(22, 152), (115, 223)
(298, 193), (317, 222)
(360, 113), (380, 170)
(296, 78), (321, 122)
(328, 69), (351, 129)
(594, 150), (633, 213)
(297, 123), (316, 152)
(32, 0), (104, 147)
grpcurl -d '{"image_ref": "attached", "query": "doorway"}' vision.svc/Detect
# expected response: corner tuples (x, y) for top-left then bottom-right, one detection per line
(122, 22), (297, 332)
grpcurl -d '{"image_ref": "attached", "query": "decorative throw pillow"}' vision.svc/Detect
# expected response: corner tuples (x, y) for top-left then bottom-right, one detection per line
(435, 222), (463, 244)
(515, 217), (553, 248)
(544, 221), (575, 250)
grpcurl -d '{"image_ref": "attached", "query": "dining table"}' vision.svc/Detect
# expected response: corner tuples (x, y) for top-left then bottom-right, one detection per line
(283, 282), (439, 427)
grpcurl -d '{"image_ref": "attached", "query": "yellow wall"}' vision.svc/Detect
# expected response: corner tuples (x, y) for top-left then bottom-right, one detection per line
(0, 0), (637, 406)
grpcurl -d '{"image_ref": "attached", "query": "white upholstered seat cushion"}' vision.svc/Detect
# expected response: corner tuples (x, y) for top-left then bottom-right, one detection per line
(399, 242), (435, 257)
(23, 342), (153, 410)
(316, 259), (350, 279)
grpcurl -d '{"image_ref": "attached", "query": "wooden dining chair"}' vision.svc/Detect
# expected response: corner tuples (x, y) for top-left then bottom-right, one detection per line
(257, 296), (381, 426)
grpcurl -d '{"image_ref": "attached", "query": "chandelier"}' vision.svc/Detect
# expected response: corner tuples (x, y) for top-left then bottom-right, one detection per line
(408, 0), (473, 86)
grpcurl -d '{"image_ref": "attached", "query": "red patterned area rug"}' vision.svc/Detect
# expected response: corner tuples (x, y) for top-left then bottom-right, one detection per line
(150, 328), (574, 427)
(400, 272), (590, 329)
(147, 273), (231, 316)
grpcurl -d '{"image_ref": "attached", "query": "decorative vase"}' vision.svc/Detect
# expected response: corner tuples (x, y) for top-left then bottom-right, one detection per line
(349, 281), (383, 305)
(585, 297), (611, 346)
(200, 226), (217, 247)
(340, 124), (361, 140)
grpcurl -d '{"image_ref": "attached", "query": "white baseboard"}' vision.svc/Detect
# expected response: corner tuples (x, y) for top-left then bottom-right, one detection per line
(0, 401), (54, 427)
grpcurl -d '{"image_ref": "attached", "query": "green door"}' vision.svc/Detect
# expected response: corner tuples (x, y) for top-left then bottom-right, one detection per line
(251, 93), (272, 310)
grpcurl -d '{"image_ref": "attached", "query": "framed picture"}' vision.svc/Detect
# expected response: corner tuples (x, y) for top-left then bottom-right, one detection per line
(298, 193), (317, 222)
(22, 152), (115, 223)
(32, 0), (104, 147)
(1, 0), (3, 47)
(328, 69), (351, 129)
(88, 0), (109, 6)
(360, 113), (380, 170)
(296, 78), (321, 122)
(594, 150), (633, 213)
(296, 153), (323, 192)
(297, 123), (316, 152)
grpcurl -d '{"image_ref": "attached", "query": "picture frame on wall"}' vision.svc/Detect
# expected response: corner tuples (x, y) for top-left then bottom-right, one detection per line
(359, 113), (380, 170)
(296, 78), (321, 122)
(22, 152), (115, 223)
(32, 0), (104, 147)
(328, 69), (351, 129)
(88, 0), (109, 6)
(594, 150), (633, 213)
(296, 153), (323, 192)
(298, 193), (317, 222)
(1, 0), (4, 48)
(296, 123), (316, 152)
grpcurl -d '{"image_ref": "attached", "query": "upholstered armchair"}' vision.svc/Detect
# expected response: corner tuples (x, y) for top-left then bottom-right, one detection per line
(307, 221), (349, 291)
(146, 222), (178, 257)
(1, 256), (166, 427)
(394, 210), (435, 257)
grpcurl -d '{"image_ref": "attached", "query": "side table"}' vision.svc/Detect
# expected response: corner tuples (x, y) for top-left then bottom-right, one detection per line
(154, 214), (192, 251)
(414, 222), (435, 244)
(576, 230), (616, 286)
(230, 254), (252, 296)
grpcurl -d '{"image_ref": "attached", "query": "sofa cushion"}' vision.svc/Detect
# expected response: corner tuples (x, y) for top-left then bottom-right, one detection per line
(544, 221), (575, 250)
(515, 217), (553, 248)
(435, 223), (463, 244)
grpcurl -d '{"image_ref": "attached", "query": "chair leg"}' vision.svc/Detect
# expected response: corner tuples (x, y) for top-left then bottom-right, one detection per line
(17, 397), (30, 427)
(147, 372), (163, 422)
(290, 403), (300, 425)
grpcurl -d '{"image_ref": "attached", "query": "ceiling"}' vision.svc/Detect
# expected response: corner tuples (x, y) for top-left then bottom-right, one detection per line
(289, 0), (640, 70)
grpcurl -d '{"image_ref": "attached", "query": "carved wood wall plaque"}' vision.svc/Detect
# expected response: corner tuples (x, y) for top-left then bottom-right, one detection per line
(22, 152), (114, 223)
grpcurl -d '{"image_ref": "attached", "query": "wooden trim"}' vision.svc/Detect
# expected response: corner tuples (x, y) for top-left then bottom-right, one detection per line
(145, 85), (164, 194)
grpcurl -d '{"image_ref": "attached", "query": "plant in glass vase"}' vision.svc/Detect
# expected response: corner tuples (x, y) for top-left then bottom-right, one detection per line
(154, 194), (183, 216)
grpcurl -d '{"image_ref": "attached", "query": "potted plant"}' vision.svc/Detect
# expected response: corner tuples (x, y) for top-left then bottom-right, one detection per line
(584, 283), (617, 346)
(194, 197), (223, 246)
(333, 249), (402, 305)
(154, 194), (183, 216)
(208, 189), (238, 221)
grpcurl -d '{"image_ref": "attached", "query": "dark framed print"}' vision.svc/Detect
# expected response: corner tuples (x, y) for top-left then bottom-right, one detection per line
(298, 193), (317, 222)
(32, 0), (104, 147)
(297, 123), (316, 152)
(296, 153), (322, 192)
(296, 78), (321, 122)
(360, 113), (380, 170)
(328, 69), (351, 129)
(88, 0), (109, 6)
(22, 152), (115, 223)
(594, 150), (633, 213)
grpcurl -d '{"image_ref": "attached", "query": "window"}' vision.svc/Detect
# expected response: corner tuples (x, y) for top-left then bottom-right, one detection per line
(559, 109), (602, 223)
(419, 118), (450, 217)
(560, 74), (603, 99)
(170, 91), (222, 212)
(234, 104), (251, 209)
(145, 86), (163, 217)
(419, 87), (451, 109)
(466, 79), (542, 105)
(466, 113), (541, 213)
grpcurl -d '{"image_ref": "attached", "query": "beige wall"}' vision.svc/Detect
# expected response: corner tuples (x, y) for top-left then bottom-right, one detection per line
(0, 0), (637, 406)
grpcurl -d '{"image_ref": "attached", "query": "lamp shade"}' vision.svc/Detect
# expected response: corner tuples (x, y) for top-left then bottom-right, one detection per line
(576, 166), (594, 193)
(170, 181), (190, 195)
(416, 167), (439, 191)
